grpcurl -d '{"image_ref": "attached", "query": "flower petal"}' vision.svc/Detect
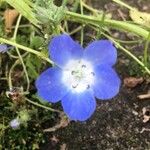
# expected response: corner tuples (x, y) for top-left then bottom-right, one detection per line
(49, 34), (83, 68)
(92, 65), (121, 100)
(83, 40), (117, 66)
(0, 44), (8, 53)
(61, 90), (96, 121)
(35, 67), (68, 102)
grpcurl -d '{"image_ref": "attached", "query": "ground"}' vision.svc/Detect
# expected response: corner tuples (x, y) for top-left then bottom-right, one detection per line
(41, 70), (150, 150)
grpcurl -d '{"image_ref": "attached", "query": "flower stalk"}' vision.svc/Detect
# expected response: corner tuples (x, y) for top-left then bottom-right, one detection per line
(65, 11), (149, 39)
(0, 37), (54, 64)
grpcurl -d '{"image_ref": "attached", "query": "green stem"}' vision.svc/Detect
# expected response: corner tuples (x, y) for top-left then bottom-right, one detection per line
(112, 39), (142, 44)
(0, 38), (53, 64)
(7, 51), (28, 59)
(80, 0), (84, 46)
(8, 60), (20, 89)
(71, 0), (80, 12)
(69, 25), (83, 35)
(25, 98), (61, 113)
(13, 14), (21, 39)
(65, 11), (149, 39)
(102, 33), (150, 75)
(16, 47), (30, 91)
(144, 32), (150, 67)
(12, 14), (30, 92)
(112, 0), (134, 10)
(81, 1), (99, 15)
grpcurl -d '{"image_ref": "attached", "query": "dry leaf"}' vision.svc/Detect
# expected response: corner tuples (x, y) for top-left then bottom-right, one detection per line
(130, 9), (150, 28)
(60, 143), (67, 150)
(50, 135), (59, 143)
(140, 127), (150, 133)
(123, 77), (144, 88)
(138, 92), (150, 100)
(4, 9), (19, 33)
(43, 113), (70, 132)
(142, 107), (150, 123)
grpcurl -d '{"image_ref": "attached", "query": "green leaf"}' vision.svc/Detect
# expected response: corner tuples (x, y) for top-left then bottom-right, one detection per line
(26, 54), (42, 79)
(0, 123), (5, 129)
(130, 9), (150, 28)
(30, 36), (44, 49)
(5, 0), (40, 27)
(34, 0), (66, 25)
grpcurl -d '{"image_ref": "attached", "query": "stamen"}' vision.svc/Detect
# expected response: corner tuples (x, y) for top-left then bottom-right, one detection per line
(81, 64), (86, 68)
(86, 84), (90, 89)
(72, 84), (78, 88)
(91, 72), (95, 76)
(62, 59), (95, 93)
(71, 71), (75, 75)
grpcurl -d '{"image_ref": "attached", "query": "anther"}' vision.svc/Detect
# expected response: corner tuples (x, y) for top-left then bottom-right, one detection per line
(72, 84), (78, 88)
(91, 72), (95, 76)
(82, 65), (86, 68)
(86, 84), (90, 89)
(71, 71), (75, 75)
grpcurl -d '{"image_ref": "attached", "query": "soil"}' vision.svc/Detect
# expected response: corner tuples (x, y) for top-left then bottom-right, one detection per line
(41, 72), (150, 150)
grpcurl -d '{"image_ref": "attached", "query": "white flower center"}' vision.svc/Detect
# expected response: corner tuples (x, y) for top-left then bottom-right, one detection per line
(62, 59), (95, 93)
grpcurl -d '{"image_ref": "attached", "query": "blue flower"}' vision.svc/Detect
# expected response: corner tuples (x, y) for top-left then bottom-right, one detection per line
(36, 34), (121, 121)
(0, 44), (12, 53)
(10, 118), (20, 129)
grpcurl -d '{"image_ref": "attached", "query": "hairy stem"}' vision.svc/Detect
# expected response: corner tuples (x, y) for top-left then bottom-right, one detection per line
(0, 38), (53, 64)
(66, 11), (149, 39)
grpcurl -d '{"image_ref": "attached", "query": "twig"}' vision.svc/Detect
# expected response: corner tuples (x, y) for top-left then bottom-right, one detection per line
(138, 93), (150, 100)
(140, 128), (150, 133)
(43, 113), (70, 132)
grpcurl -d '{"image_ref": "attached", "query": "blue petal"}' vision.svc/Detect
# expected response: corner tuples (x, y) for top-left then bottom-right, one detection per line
(35, 67), (68, 102)
(92, 65), (121, 100)
(0, 44), (8, 53)
(83, 40), (117, 66)
(49, 34), (83, 68)
(61, 90), (96, 121)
